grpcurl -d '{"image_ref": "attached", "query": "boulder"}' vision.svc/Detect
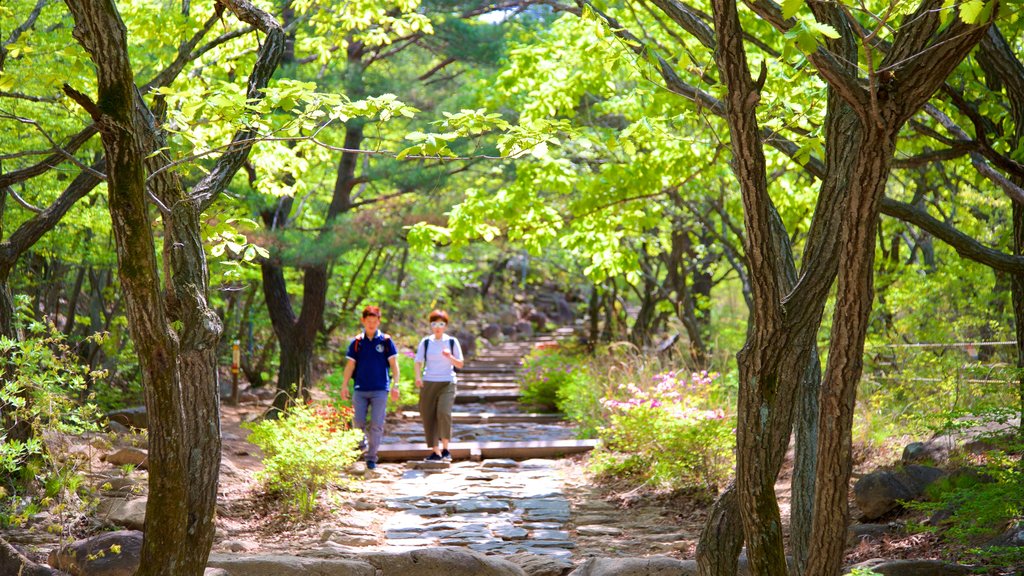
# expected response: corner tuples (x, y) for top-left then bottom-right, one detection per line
(48, 530), (143, 576)
(357, 547), (526, 575)
(567, 557), (698, 576)
(105, 407), (148, 430)
(451, 329), (477, 359)
(844, 559), (971, 576)
(853, 466), (945, 520)
(102, 447), (149, 469)
(514, 321), (534, 339)
(847, 523), (901, 546)
(902, 418), (1020, 466)
(987, 521), (1024, 547)
(96, 497), (147, 530)
(206, 554), (374, 576)
(504, 552), (574, 576)
(481, 323), (502, 341)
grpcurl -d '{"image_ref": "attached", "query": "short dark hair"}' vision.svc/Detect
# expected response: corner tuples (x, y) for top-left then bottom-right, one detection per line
(362, 305), (381, 318)
(428, 309), (449, 323)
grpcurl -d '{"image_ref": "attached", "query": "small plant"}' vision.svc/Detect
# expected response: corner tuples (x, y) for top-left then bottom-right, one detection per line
(243, 402), (362, 516)
(591, 370), (735, 492)
(518, 345), (582, 411)
(0, 311), (102, 530)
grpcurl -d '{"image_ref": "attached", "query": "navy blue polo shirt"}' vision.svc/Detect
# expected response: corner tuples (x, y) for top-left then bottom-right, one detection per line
(346, 330), (398, 391)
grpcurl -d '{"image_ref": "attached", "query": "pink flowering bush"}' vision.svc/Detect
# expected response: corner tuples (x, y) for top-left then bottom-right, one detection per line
(519, 347), (583, 411)
(591, 370), (735, 492)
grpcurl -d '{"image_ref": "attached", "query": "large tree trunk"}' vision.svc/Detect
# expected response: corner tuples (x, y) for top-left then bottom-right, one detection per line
(63, 2), (282, 574)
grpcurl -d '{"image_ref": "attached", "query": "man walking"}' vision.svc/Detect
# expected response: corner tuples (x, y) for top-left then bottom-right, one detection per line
(341, 305), (400, 470)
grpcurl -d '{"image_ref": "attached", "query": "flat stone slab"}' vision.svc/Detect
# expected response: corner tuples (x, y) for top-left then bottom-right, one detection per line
(375, 440), (598, 462)
(401, 412), (564, 424)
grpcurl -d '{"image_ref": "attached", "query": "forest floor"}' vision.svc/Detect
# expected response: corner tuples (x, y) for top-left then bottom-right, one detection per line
(1, 394), (998, 574)
(210, 398), (959, 569)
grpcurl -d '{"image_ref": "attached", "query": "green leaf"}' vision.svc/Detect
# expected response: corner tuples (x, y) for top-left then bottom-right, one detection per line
(782, 0), (805, 19)
(959, 0), (992, 23)
(809, 21), (841, 39)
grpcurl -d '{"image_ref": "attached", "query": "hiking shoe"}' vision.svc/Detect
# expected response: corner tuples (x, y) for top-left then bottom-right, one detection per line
(441, 449), (452, 462)
(366, 460), (377, 470)
(358, 438), (367, 452)
(424, 452), (443, 462)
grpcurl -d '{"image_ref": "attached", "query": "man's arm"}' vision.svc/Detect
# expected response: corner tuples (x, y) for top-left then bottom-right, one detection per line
(340, 358), (356, 400)
(388, 355), (400, 401)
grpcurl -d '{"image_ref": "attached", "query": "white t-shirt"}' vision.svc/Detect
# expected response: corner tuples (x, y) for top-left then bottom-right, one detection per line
(415, 334), (463, 383)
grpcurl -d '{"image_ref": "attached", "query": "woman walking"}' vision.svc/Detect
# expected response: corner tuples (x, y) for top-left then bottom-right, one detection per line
(414, 310), (464, 462)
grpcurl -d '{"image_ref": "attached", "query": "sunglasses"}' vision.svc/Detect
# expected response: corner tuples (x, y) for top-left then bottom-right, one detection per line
(430, 321), (447, 328)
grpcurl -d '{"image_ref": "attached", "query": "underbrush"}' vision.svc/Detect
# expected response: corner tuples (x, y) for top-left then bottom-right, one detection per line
(518, 343), (736, 492)
(243, 402), (362, 516)
(1, 317), (103, 531)
(903, 430), (1024, 571)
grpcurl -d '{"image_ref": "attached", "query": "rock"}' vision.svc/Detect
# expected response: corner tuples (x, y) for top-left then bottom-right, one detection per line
(48, 530), (143, 576)
(847, 523), (901, 546)
(576, 525), (623, 536)
(106, 407), (148, 430)
(514, 321), (534, 339)
(221, 540), (257, 553)
(238, 392), (260, 405)
(526, 310), (549, 331)
(844, 559), (972, 576)
(106, 421), (130, 434)
(358, 547), (527, 575)
(902, 418), (1020, 466)
(566, 557), (699, 576)
(481, 324), (502, 341)
(102, 447), (149, 469)
(96, 497), (147, 530)
(986, 521), (1024, 547)
(452, 329), (477, 359)
(205, 569), (231, 576)
(853, 466), (945, 520)
(504, 552), (574, 576)
(207, 554), (375, 575)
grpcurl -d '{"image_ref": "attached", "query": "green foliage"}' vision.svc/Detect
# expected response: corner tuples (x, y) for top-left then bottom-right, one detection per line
(243, 402), (362, 516)
(912, 447), (1023, 541)
(591, 370), (735, 492)
(518, 346), (581, 410)
(0, 317), (102, 528)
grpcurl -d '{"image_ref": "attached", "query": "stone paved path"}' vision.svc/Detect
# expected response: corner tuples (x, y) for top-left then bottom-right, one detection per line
(365, 331), (589, 562)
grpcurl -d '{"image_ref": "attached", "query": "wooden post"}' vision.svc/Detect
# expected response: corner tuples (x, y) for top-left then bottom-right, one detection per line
(231, 340), (240, 405)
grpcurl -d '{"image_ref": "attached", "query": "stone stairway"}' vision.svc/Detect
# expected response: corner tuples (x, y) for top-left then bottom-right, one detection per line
(370, 329), (595, 562)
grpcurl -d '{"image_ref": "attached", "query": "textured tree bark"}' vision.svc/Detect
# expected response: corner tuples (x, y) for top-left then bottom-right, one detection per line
(62, 1), (282, 574)
(696, 485), (743, 576)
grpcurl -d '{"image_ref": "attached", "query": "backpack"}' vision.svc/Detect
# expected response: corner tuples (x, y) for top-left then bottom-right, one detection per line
(354, 332), (391, 353)
(422, 337), (460, 373)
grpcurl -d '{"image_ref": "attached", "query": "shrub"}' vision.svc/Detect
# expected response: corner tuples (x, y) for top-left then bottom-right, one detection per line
(243, 402), (362, 516)
(591, 370), (735, 492)
(0, 318), (103, 529)
(518, 346), (582, 411)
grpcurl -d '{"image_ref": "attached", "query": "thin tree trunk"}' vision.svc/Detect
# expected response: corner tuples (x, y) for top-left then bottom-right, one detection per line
(63, 265), (87, 337)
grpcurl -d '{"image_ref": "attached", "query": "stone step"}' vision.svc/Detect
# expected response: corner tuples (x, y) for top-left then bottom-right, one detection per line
(400, 411), (563, 424)
(454, 390), (521, 403)
(375, 438), (598, 462)
(458, 367), (521, 375)
(456, 382), (521, 390)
